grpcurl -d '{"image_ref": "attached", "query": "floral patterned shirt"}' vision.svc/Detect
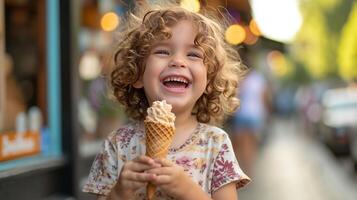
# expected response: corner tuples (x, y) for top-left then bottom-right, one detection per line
(83, 121), (250, 199)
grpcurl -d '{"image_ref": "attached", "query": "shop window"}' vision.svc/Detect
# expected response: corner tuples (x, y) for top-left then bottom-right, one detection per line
(0, 0), (62, 172)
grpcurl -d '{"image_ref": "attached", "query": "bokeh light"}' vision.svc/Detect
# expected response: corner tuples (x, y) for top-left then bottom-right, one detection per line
(79, 51), (102, 80)
(225, 24), (246, 45)
(100, 12), (119, 32)
(249, 19), (261, 36)
(180, 0), (200, 13)
(251, 0), (302, 43)
(243, 26), (259, 45)
(267, 50), (289, 77)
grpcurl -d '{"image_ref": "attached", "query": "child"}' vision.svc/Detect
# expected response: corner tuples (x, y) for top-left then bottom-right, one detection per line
(83, 3), (250, 200)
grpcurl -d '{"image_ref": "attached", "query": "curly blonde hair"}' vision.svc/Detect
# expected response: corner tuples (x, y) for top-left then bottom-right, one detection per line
(110, 3), (246, 125)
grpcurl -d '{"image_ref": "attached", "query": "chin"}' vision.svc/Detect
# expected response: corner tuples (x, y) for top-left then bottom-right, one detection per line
(168, 101), (195, 114)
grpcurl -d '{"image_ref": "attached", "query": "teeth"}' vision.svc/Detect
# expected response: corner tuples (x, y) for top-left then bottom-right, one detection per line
(163, 76), (188, 84)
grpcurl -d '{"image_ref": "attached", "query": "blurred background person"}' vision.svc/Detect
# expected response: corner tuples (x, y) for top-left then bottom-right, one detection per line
(231, 66), (270, 176)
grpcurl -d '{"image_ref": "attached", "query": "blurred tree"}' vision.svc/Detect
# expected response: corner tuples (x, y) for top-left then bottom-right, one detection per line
(286, 58), (312, 85)
(337, 2), (357, 81)
(291, 10), (329, 79)
(290, 0), (354, 80)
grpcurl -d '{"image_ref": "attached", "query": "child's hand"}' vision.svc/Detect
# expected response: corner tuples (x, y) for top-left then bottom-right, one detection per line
(147, 158), (201, 199)
(112, 155), (160, 199)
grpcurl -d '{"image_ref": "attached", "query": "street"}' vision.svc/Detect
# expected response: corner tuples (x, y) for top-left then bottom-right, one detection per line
(238, 117), (357, 200)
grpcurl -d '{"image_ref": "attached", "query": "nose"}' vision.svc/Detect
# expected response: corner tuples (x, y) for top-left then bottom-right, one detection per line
(169, 54), (187, 68)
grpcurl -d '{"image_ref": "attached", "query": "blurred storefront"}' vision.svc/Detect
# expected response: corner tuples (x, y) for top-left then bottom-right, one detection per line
(0, 0), (71, 199)
(0, 0), (144, 199)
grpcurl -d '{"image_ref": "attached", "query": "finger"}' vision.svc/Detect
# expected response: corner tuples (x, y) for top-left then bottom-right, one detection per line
(146, 167), (172, 176)
(135, 155), (161, 167)
(123, 171), (156, 182)
(150, 174), (171, 185)
(125, 156), (161, 172)
(127, 161), (160, 172)
(134, 155), (154, 164)
(154, 158), (174, 167)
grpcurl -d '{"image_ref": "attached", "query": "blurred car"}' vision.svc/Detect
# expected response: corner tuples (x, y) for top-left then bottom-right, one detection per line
(351, 125), (357, 170)
(295, 82), (328, 137)
(320, 87), (357, 161)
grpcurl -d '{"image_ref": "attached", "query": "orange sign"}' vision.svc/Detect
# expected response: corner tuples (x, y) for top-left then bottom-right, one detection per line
(0, 131), (41, 161)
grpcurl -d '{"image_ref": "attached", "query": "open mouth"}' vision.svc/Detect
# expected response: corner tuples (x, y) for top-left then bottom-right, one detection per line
(162, 76), (190, 89)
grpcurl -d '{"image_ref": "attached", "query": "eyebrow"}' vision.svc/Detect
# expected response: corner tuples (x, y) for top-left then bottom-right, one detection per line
(152, 42), (200, 50)
(152, 42), (170, 48)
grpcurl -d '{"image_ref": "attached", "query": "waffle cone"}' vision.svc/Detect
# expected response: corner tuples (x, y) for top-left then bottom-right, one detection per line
(145, 121), (175, 200)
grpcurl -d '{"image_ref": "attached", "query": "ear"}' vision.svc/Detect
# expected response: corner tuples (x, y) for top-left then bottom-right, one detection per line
(132, 79), (143, 88)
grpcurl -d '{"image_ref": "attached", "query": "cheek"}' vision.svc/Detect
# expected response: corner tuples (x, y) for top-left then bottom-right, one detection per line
(200, 65), (208, 81)
(195, 67), (208, 88)
(142, 65), (164, 89)
(143, 60), (157, 77)
(144, 57), (164, 73)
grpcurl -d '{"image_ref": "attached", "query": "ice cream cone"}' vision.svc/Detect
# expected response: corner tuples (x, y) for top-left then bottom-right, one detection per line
(145, 121), (175, 158)
(145, 121), (175, 200)
(144, 100), (175, 200)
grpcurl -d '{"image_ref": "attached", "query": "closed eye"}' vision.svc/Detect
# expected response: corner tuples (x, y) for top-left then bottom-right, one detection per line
(187, 52), (203, 59)
(154, 49), (170, 55)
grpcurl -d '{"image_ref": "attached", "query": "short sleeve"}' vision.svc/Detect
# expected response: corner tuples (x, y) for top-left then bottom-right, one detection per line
(82, 134), (121, 196)
(211, 134), (251, 193)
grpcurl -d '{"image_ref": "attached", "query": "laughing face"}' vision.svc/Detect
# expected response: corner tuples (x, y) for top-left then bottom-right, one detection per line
(133, 20), (207, 116)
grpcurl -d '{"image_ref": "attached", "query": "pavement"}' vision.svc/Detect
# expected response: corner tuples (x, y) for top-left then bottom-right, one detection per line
(238, 117), (357, 200)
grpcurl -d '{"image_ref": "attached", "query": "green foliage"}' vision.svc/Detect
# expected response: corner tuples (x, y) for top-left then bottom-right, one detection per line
(337, 2), (357, 80)
(292, 11), (330, 79)
(289, 59), (312, 85)
(291, 0), (354, 80)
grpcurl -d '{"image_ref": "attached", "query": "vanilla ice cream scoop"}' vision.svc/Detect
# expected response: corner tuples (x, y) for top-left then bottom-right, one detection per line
(145, 100), (175, 126)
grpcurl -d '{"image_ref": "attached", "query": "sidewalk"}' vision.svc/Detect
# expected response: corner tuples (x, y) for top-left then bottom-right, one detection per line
(238, 117), (357, 200)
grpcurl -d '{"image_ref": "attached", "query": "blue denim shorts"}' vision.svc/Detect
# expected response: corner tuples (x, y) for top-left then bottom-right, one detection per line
(232, 115), (264, 133)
